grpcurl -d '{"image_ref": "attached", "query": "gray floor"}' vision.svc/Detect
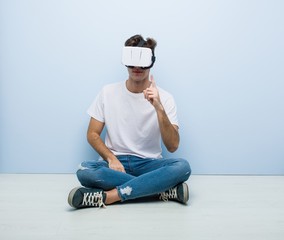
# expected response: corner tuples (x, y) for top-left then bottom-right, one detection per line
(0, 174), (283, 240)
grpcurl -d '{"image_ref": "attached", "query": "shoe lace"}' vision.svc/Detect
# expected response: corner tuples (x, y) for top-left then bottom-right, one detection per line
(159, 187), (177, 202)
(82, 191), (106, 208)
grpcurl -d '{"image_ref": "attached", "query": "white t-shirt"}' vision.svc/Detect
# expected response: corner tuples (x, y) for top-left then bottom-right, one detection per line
(87, 81), (179, 159)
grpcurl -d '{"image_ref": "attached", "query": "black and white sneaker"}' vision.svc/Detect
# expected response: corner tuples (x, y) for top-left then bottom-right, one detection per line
(68, 187), (106, 209)
(159, 182), (189, 204)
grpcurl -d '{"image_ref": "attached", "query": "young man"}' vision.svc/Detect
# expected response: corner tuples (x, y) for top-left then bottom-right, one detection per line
(68, 34), (191, 208)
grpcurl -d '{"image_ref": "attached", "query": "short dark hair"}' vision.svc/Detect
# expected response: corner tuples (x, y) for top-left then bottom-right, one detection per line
(125, 34), (157, 53)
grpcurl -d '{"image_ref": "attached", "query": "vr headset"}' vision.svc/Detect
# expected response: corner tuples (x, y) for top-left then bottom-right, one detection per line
(122, 39), (156, 69)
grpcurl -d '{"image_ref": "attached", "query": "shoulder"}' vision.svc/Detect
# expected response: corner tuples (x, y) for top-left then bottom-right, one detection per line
(157, 86), (175, 101)
(100, 81), (124, 96)
(102, 82), (124, 92)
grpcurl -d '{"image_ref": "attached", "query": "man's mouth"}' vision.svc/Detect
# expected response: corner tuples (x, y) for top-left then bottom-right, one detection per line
(133, 69), (143, 74)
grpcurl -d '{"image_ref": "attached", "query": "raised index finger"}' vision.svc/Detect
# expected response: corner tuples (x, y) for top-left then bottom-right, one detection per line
(150, 75), (156, 88)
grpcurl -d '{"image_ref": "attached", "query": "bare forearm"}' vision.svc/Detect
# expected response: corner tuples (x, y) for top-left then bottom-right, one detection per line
(87, 133), (125, 172)
(156, 105), (180, 152)
(87, 132), (117, 162)
(87, 118), (125, 172)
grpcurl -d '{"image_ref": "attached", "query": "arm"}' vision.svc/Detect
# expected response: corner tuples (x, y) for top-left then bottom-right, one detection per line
(143, 76), (180, 152)
(155, 107), (180, 152)
(87, 117), (125, 172)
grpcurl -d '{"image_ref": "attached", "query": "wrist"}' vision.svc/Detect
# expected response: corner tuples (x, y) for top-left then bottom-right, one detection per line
(106, 155), (118, 163)
(154, 102), (164, 112)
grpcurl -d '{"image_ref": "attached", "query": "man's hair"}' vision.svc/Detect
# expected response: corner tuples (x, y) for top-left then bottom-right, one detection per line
(124, 34), (157, 53)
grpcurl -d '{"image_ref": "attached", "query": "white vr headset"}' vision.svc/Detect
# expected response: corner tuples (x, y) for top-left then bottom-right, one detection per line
(122, 46), (155, 69)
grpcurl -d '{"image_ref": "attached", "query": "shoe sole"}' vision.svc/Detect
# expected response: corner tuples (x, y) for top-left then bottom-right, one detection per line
(182, 183), (189, 204)
(68, 186), (82, 208)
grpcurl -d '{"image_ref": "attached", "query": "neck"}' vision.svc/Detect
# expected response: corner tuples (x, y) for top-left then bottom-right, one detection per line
(126, 77), (151, 93)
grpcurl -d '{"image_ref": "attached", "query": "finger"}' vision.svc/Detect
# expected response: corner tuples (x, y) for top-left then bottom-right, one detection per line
(143, 90), (147, 99)
(119, 166), (126, 173)
(145, 90), (153, 101)
(150, 75), (156, 88)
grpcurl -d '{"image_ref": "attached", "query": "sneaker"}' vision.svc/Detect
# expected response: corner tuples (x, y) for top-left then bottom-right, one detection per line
(159, 182), (189, 204)
(68, 187), (106, 209)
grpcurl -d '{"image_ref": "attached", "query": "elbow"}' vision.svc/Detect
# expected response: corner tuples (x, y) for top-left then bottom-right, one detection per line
(87, 133), (92, 145)
(167, 147), (178, 153)
(167, 143), (179, 153)
(87, 131), (92, 144)
(165, 135), (180, 153)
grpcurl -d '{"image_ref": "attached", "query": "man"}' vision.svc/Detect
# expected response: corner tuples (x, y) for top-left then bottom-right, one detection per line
(68, 34), (191, 209)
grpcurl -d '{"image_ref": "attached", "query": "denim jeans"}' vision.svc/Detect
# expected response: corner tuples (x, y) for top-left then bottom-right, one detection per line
(76, 155), (191, 202)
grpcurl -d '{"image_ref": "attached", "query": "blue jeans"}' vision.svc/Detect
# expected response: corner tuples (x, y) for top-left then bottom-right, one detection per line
(76, 155), (191, 202)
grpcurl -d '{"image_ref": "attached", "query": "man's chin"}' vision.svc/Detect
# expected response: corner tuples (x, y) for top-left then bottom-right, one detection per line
(131, 76), (147, 82)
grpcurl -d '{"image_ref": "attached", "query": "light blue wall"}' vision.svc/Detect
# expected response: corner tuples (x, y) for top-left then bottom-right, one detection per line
(0, 0), (283, 174)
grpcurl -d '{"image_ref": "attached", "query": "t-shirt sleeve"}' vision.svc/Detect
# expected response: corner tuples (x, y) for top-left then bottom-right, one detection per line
(87, 89), (105, 123)
(163, 95), (179, 127)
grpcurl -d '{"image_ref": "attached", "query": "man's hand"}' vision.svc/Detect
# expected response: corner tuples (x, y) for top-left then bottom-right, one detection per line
(108, 158), (126, 173)
(143, 75), (163, 110)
